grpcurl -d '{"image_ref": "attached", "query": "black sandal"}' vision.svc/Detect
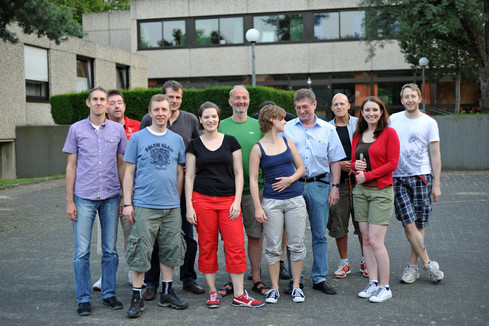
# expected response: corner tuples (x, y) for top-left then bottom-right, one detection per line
(217, 282), (233, 297)
(252, 281), (271, 295)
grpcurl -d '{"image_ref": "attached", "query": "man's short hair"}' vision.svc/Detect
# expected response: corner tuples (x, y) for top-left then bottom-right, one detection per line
(294, 88), (316, 104)
(162, 80), (183, 94)
(400, 83), (422, 98)
(258, 105), (286, 133)
(88, 87), (107, 100)
(229, 85), (249, 99)
(148, 94), (170, 110)
(108, 89), (125, 103)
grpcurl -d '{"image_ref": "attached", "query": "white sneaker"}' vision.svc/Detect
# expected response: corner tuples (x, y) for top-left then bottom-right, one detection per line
(400, 264), (420, 284)
(369, 287), (393, 303)
(291, 287), (305, 303)
(334, 261), (351, 278)
(265, 289), (280, 304)
(92, 277), (102, 291)
(358, 282), (379, 298)
(424, 261), (444, 284)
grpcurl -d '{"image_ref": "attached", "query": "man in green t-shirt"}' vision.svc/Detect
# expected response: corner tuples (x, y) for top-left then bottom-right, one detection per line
(218, 85), (269, 296)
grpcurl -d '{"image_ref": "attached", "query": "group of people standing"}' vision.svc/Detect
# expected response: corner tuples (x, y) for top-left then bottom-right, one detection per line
(63, 80), (444, 318)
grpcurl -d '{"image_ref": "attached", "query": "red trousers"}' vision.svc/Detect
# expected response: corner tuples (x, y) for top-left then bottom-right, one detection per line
(192, 191), (247, 274)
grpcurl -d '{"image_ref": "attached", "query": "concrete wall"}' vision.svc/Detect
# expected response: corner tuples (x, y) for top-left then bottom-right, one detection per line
(0, 24), (148, 178)
(434, 116), (489, 170)
(83, 1), (411, 80)
(83, 11), (132, 52)
(132, 0), (410, 79)
(12, 116), (488, 179)
(15, 126), (70, 178)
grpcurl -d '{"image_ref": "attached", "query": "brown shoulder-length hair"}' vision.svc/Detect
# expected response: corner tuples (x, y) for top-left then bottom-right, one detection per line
(353, 96), (390, 139)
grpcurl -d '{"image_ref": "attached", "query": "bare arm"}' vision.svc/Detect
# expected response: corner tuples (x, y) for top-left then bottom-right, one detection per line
(185, 152), (197, 225)
(122, 162), (136, 224)
(429, 141), (442, 202)
(65, 154), (77, 221)
(249, 144), (266, 223)
(329, 161), (341, 206)
(177, 163), (184, 197)
(271, 138), (306, 192)
(230, 149), (244, 220)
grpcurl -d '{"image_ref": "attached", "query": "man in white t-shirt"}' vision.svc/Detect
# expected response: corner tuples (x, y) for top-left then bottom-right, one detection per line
(389, 83), (444, 285)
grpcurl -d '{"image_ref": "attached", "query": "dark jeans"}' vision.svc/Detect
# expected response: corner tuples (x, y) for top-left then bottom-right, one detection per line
(144, 192), (198, 288)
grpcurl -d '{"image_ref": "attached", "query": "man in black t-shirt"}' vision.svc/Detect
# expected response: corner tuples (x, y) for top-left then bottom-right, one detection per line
(328, 93), (367, 280)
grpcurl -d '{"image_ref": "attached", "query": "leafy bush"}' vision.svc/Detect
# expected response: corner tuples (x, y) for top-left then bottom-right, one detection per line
(50, 86), (295, 124)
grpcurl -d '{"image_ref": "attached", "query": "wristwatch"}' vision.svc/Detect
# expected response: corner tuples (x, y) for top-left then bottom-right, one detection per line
(123, 204), (133, 207)
(332, 184), (340, 188)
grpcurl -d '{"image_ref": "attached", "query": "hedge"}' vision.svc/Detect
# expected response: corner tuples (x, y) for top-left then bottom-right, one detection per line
(50, 86), (296, 124)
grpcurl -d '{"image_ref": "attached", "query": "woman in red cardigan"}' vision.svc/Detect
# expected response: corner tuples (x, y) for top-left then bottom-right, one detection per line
(351, 96), (399, 303)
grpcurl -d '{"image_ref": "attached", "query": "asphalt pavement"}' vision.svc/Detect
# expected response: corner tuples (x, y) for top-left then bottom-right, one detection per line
(0, 171), (488, 325)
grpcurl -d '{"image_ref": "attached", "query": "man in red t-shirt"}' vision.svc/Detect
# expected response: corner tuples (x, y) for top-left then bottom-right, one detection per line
(92, 90), (141, 291)
(107, 90), (141, 139)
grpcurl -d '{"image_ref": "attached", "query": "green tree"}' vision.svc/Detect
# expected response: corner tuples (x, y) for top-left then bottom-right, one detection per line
(0, 0), (82, 44)
(52, 0), (130, 24)
(360, 0), (489, 112)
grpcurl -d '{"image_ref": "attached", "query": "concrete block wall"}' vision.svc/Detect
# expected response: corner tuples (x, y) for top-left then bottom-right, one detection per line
(434, 115), (489, 170)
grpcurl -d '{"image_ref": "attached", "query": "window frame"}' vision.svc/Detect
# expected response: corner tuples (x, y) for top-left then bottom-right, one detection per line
(24, 45), (49, 102)
(116, 64), (130, 90)
(138, 18), (188, 50)
(76, 56), (94, 93)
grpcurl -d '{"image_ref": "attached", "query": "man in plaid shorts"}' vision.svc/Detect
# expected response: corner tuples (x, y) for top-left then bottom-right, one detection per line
(389, 83), (444, 285)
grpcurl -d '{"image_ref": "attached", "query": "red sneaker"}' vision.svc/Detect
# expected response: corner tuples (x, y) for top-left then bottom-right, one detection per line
(334, 262), (351, 278)
(360, 262), (369, 278)
(232, 290), (264, 308)
(206, 291), (219, 309)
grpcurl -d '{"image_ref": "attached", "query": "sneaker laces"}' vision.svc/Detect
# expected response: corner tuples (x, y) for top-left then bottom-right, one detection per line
(291, 287), (304, 297)
(209, 292), (219, 301)
(265, 289), (278, 298)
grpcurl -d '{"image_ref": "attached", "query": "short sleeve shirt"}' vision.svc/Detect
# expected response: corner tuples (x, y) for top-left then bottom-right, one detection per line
(62, 118), (127, 200)
(389, 111), (440, 177)
(186, 135), (241, 197)
(283, 116), (346, 178)
(123, 128), (186, 209)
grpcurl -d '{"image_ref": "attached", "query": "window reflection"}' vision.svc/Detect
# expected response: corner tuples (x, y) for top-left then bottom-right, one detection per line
(163, 20), (186, 46)
(254, 14), (303, 42)
(314, 12), (339, 40)
(340, 11), (365, 39)
(140, 22), (162, 48)
(196, 17), (243, 45)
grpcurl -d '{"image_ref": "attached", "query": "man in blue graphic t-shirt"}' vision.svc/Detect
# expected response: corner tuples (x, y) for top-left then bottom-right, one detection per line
(122, 94), (188, 318)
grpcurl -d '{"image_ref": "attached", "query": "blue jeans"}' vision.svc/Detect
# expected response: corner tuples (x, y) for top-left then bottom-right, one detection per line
(302, 177), (331, 284)
(73, 194), (120, 303)
(144, 192), (197, 288)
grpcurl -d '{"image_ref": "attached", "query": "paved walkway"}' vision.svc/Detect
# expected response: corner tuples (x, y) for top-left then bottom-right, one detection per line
(0, 171), (488, 325)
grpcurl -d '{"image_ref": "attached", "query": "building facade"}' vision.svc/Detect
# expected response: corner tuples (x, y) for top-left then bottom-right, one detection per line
(0, 24), (147, 178)
(83, 0), (479, 117)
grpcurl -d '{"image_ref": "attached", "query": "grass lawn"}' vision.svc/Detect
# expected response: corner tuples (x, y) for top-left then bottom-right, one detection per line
(0, 174), (65, 188)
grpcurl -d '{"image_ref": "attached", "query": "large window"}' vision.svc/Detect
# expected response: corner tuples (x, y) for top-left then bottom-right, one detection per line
(314, 10), (365, 40)
(24, 45), (49, 101)
(253, 14), (303, 42)
(195, 17), (243, 45)
(139, 20), (186, 49)
(77, 57), (93, 92)
(314, 12), (339, 39)
(116, 65), (129, 90)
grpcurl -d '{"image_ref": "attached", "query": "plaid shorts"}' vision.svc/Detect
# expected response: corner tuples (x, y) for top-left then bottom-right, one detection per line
(393, 175), (432, 228)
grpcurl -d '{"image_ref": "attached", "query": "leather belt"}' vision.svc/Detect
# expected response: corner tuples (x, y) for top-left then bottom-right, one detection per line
(299, 173), (329, 184)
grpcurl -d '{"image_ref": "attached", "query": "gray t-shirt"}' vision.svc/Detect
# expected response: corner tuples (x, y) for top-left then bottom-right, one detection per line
(139, 110), (201, 147)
